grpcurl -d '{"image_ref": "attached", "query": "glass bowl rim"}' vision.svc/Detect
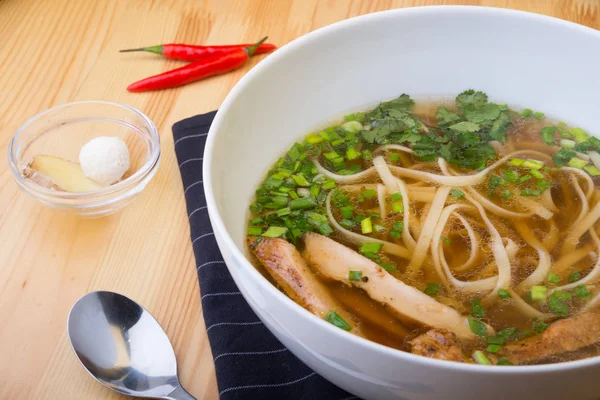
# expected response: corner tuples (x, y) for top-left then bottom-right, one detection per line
(7, 100), (161, 200)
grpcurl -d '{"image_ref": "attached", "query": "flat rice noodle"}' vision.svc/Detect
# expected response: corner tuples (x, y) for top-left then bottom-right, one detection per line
(432, 204), (497, 293)
(562, 167), (594, 202)
(562, 199), (600, 255)
(552, 245), (595, 275)
(464, 194), (513, 305)
(449, 214), (482, 272)
(411, 192), (436, 202)
(588, 151), (600, 172)
(513, 221), (552, 294)
(540, 189), (559, 213)
(507, 289), (550, 319)
(542, 219), (560, 252)
(406, 187), (451, 276)
(373, 156), (416, 250)
(466, 188), (535, 219)
(582, 289), (600, 312)
(377, 184), (386, 219)
(313, 159), (376, 183)
(517, 197), (554, 220)
(554, 229), (600, 292)
(325, 190), (411, 259)
(388, 150), (551, 187)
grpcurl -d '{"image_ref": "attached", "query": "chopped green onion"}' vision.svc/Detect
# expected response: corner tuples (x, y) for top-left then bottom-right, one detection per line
(346, 147), (361, 161)
(497, 357), (513, 366)
(424, 283), (440, 296)
(554, 290), (573, 301)
(331, 139), (345, 147)
(501, 190), (513, 200)
(540, 126), (556, 145)
(529, 169), (544, 179)
(584, 165), (600, 177)
(533, 111), (545, 120)
(379, 263), (398, 272)
(324, 151), (340, 160)
(522, 159), (544, 170)
(389, 231), (402, 239)
(498, 289), (512, 299)
(487, 344), (501, 353)
(251, 217), (264, 224)
(390, 153), (400, 162)
(287, 144), (302, 162)
(324, 311), (352, 331)
(360, 242), (383, 254)
(390, 192), (403, 201)
(264, 176), (284, 188)
(568, 157), (587, 169)
(468, 316), (487, 337)
(310, 185), (320, 197)
(291, 174), (310, 187)
(530, 286), (548, 302)
(262, 226), (288, 238)
(340, 206), (354, 219)
(560, 139), (576, 149)
(570, 127), (588, 143)
(264, 196), (289, 209)
(290, 197), (316, 210)
(536, 180), (551, 191)
(450, 188), (465, 198)
(471, 299), (485, 318)
(472, 350), (491, 365)
(392, 201), (404, 213)
(362, 189), (377, 199)
(521, 109), (533, 117)
(277, 207), (291, 217)
(342, 120), (363, 133)
(486, 335), (505, 346)
(497, 327), (519, 340)
(510, 158), (525, 166)
(441, 236), (451, 244)
(548, 292), (570, 317)
(521, 188), (542, 197)
(533, 322), (549, 333)
(305, 133), (323, 144)
(349, 270), (363, 281)
(517, 175), (532, 183)
(247, 226), (262, 236)
(374, 224), (387, 233)
(502, 169), (519, 182)
(362, 149), (373, 160)
(569, 270), (581, 283)
(547, 272), (561, 285)
(574, 285), (591, 299)
(340, 219), (355, 229)
(322, 179), (336, 190)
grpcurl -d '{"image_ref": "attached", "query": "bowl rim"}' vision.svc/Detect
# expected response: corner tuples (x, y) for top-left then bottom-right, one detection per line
(7, 100), (161, 200)
(204, 5), (600, 373)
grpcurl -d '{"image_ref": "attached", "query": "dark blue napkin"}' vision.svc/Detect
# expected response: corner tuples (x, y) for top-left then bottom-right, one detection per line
(173, 111), (358, 400)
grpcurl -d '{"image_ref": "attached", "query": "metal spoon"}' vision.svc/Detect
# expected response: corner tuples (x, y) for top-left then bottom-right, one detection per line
(67, 291), (196, 400)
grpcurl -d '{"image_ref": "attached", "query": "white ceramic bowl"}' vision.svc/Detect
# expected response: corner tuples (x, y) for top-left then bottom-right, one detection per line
(204, 6), (600, 400)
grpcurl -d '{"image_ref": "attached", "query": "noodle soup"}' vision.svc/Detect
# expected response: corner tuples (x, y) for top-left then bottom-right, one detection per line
(246, 90), (600, 365)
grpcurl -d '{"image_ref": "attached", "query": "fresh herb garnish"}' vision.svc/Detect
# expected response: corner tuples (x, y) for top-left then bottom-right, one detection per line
(424, 283), (441, 296)
(324, 311), (352, 331)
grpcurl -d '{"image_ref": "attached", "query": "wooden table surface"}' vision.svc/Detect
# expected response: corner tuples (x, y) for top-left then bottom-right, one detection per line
(0, 0), (598, 398)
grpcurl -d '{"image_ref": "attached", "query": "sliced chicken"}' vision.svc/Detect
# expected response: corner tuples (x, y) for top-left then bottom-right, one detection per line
(498, 307), (600, 364)
(303, 232), (486, 340)
(409, 329), (465, 362)
(248, 236), (364, 337)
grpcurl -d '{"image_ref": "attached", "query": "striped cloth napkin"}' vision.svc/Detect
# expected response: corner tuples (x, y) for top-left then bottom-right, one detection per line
(173, 111), (358, 400)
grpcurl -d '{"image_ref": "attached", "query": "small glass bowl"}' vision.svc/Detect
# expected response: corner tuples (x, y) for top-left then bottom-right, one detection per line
(8, 101), (160, 217)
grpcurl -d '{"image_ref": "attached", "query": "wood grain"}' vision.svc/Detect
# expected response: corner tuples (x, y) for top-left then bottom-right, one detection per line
(0, 0), (598, 399)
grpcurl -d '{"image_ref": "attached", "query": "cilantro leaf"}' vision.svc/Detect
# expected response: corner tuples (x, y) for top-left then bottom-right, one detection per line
(436, 107), (460, 126)
(456, 90), (488, 109)
(464, 103), (501, 123)
(449, 121), (481, 133)
(552, 148), (576, 167)
(489, 112), (513, 142)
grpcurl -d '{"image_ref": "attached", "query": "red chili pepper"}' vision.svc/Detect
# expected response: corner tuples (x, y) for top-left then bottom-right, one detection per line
(126, 37), (268, 92)
(120, 42), (276, 61)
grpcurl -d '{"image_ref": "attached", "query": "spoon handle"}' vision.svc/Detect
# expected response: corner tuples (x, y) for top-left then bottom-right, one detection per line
(164, 386), (197, 400)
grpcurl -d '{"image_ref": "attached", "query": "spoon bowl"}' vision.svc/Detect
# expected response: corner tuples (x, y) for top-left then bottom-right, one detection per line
(67, 291), (195, 399)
